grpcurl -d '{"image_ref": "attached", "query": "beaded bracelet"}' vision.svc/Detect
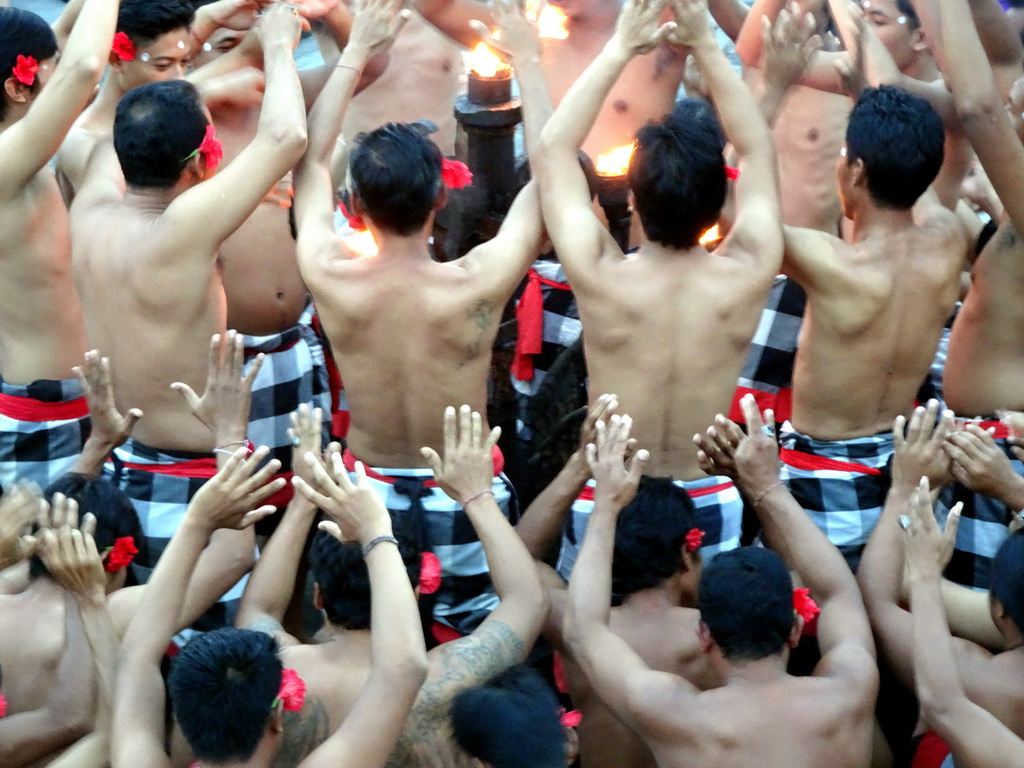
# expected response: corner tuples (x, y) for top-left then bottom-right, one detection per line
(362, 534), (399, 558)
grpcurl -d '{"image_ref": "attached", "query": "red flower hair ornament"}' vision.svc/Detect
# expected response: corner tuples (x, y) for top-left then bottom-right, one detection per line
(275, 668), (306, 712)
(112, 32), (136, 61)
(441, 158), (473, 190)
(338, 198), (366, 231)
(0, 694), (6, 718)
(724, 165), (740, 181)
(684, 528), (705, 553)
(12, 55), (38, 86)
(559, 708), (582, 727)
(184, 125), (223, 171)
(793, 588), (820, 622)
(103, 536), (138, 572)
(419, 552), (442, 595)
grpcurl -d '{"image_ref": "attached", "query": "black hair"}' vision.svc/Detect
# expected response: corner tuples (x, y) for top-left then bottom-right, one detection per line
(309, 509), (425, 630)
(845, 85), (944, 210)
(698, 547), (795, 662)
(629, 108), (727, 249)
(671, 97), (727, 154)
(117, 0), (195, 45)
(451, 665), (565, 768)
(168, 629), (281, 763)
(349, 122), (444, 236)
(990, 533), (1024, 632)
(613, 476), (699, 598)
(894, 0), (920, 30)
(0, 8), (58, 121)
(114, 79), (208, 188)
(30, 473), (145, 580)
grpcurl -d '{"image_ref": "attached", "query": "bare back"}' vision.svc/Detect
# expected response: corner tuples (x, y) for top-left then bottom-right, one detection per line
(72, 200), (226, 450)
(576, 245), (775, 479)
(944, 219), (1024, 415)
(0, 581), (67, 713)
(309, 250), (505, 467)
(789, 220), (965, 438)
(647, 675), (873, 768)
(0, 171), (88, 384)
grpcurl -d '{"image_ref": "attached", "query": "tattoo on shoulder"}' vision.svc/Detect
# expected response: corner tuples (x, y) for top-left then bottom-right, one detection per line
(462, 300), (495, 365)
(274, 694), (331, 768)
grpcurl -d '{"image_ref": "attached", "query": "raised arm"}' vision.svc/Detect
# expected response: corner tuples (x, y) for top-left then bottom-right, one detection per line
(903, 481), (1024, 768)
(163, 3), (307, 254)
(0, 0), (117, 199)
(112, 449), (285, 768)
(676, 0), (783, 266)
(729, 396), (876, 672)
(295, 0), (408, 269)
(413, 0), (492, 48)
(536, 0), (675, 278)
(68, 351), (142, 478)
(939, 0), (1024, 232)
(292, 457), (429, 768)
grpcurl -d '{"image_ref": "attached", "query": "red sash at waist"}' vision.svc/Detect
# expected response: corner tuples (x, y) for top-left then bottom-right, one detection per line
(0, 393), (88, 422)
(512, 268), (573, 381)
(576, 479), (734, 502)
(780, 448), (882, 476)
(343, 444), (504, 487)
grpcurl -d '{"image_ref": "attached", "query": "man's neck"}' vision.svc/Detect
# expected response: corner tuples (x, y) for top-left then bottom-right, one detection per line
(900, 54), (941, 85)
(849, 202), (915, 242)
(373, 229), (435, 261)
(721, 653), (790, 687)
(200, 733), (280, 768)
(123, 185), (184, 213)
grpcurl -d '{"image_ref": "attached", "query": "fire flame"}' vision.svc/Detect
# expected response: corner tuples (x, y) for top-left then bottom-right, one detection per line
(469, 43), (510, 78)
(595, 144), (634, 177)
(536, 4), (569, 39)
(345, 230), (378, 257)
(699, 224), (721, 245)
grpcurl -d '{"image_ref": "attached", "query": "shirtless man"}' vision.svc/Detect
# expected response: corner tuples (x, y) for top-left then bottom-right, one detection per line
(566, 402), (878, 768)
(525, 0), (782, 574)
(293, 0), (545, 633)
(112, 444), (428, 768)
(70, 3), (307, 626)
(0, 1), (117, 490)
(235, 403), (547, 767)
(778, 84), (965, 569)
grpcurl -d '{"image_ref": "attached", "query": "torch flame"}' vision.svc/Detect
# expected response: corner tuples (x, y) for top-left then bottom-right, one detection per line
(469, 43), (510, 78)
(595, 144), (634, 177)
(536, 5), (569, 38)
(699, 224), (721, 245)
(345, 230), (379, 257)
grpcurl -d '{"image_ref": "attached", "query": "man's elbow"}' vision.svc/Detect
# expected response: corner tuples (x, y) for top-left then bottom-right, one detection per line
(954, 92), (1004, 129)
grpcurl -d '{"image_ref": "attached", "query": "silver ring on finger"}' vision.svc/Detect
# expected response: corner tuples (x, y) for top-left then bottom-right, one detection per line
(898, 514), (912, 530)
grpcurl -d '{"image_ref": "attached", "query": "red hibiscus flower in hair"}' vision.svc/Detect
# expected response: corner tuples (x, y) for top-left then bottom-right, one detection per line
(103, 537), (138, 572)
(112, 32), (136, 62)
(197, 124), (223, 170)
(440, 158), (473, 190)
(684, 528), (705, 553)
(12, 55), (38, 86)
(0, 694), (6, 718)
(725, 165), (740, 181)
(419, 552), (442, 595)
(559, 708), (582, 727)
(338, 198), (366, 231)
(792, 588), (819, 622)
(276, 668), (306, 712)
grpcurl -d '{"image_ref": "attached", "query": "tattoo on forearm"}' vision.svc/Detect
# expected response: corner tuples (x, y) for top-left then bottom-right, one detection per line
(274, 695), (330, 768)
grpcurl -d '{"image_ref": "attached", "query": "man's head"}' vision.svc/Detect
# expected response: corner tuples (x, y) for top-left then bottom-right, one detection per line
(863, 0), (928, 73)
(310, 514), (424, 630)
(112, 0), (194, 91)
(348, 122), (446, 237)
(840, 85), (944, 213)
(613, 476), (702, 600)
(31, 474), (144, 590)
(698, 547), (799, 663)
(189, 0), (245, 68)
(990, 533), (1024, 635)
(0, 8), (58, 123)
(451, 665), (569, 768)
(629, 101), (727, 250)
(168, 629), (283, 764)
(114, 79), (212, 189)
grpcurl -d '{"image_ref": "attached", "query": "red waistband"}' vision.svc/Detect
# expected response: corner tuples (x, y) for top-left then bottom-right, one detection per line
(342, 444), (504, 487)
(576, 479), (734, 502)
(780, 448), (883, 476)
(0, 392), (89, 422)
(971, 420), (1010, 439)
(121, 455), (219, 479)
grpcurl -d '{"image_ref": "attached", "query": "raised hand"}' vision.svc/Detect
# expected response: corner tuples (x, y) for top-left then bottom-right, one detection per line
(732, 394), (782, 501)
(668, 0), (711, 49)
(258, 0), (311, 51)
(172, 332), (262, 445)
(289, 403), (324, 489)
(205, 0), (273, 30)
(944, 423), (1024, 503)
(185, 446), (285, 532)
(294, 454), (394, 545)
(693, 411), (745, 481)
(74, 350), (142, 451)
(588, 414), (649, 510)
(420, 404), (500, 505)
(348, 0), (412, 58)
(0, 483), (46, 570)
(892, 400), (955, 489)
(761, 4), (821, 93)
(470, 0), (541, 63)
(833, 3), (867, 98)
(613, 0), (677, 57)
(901, 477), (963, 582)
(39, 523), (107, 606)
